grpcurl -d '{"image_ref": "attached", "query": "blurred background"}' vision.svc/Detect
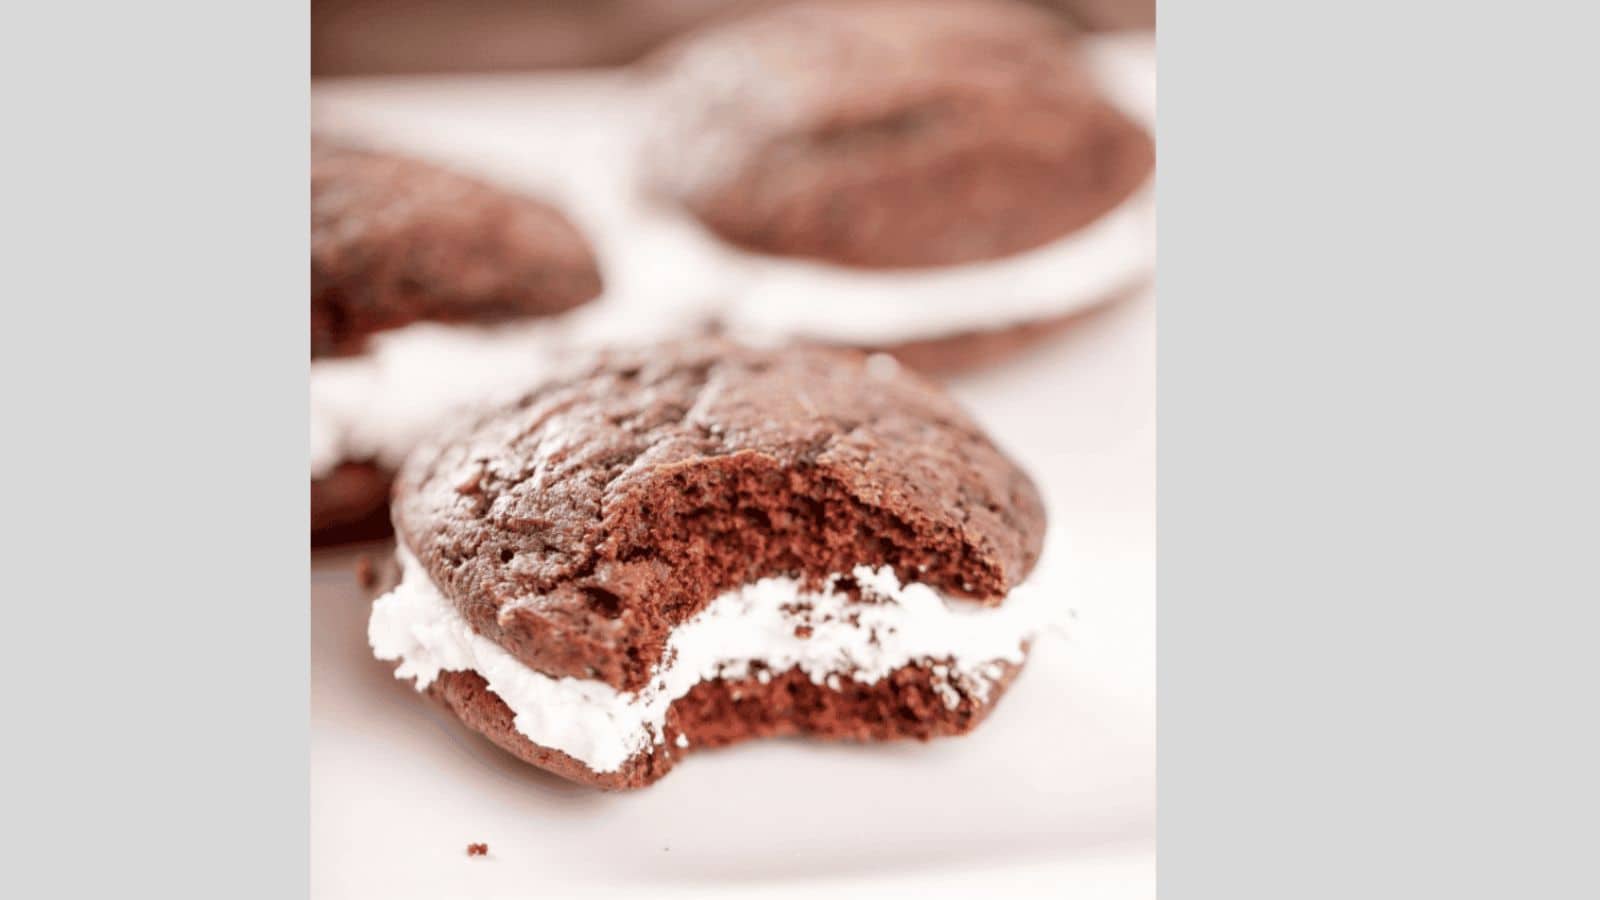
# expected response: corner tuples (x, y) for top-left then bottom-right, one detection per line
(312, 0), (1153, 77)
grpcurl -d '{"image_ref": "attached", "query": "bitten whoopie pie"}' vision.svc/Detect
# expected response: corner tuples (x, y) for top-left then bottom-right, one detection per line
(369, 339), (1053, 789)
(310, 139), (604, 538)
(640, 0), (1156, 368)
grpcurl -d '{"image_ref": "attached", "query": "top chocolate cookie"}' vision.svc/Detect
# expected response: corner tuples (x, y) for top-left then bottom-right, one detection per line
(392, 339), (1046, 692)
(311, 139), (603, 357)
(640, 0), (1154, 269)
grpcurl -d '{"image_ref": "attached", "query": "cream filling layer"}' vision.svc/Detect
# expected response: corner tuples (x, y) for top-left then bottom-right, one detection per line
(369, 546), (1051, 774)
(713, 187), (1155, 346)
(310, 320), (559, 478)
(307, 283), (719, 480)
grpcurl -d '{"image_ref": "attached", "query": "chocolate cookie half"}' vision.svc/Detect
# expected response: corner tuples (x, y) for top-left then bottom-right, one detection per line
(310, 139), (604, 538)
(312, 139), (602, 358)
(369, 339), (1053, 789)
(641, 0), (1155, 366)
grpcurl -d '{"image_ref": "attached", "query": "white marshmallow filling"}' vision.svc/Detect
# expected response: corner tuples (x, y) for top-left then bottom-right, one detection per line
(369, 546), (1050, 774)
(309, 320), (564, 479)
(715, 187), (1155, 346)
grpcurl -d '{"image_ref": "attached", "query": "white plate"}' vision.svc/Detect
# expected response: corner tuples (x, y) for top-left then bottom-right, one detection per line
(311, 35), (1155, 899)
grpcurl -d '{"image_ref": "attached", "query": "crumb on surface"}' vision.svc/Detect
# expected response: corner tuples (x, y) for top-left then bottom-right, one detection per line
(864, 353), (901, 379)
(467, 843), (489, 857)
(355, 556), (377, 589)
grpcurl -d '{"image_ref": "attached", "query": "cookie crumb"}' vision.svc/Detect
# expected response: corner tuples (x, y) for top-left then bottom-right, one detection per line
(793, 624), (813, 639)
(864, 353), (901, 379)
(355, 556), (377, 589)
(466, 843), (489, 857)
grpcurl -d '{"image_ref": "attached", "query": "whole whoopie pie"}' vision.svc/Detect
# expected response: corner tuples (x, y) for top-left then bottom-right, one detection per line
(640, 0), (1156, 367)
(368, 339), (1054, 789)
(309, 138), (604, 539)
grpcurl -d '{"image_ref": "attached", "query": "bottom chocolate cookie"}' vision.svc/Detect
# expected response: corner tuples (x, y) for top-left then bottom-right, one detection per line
(427, 657), (1026, 790)
(873, 280), (1148, 374)
(311, 461), (394, 543)
(713, 185), (1155, 373)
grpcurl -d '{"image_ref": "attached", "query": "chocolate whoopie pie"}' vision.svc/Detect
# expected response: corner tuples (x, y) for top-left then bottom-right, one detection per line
(640, 0), (1156, 368)
(368, 339), (1053, 789)
(311, 139), (602, 358)
(310, 139), (604, 538)
(643, 0), (1152, 268)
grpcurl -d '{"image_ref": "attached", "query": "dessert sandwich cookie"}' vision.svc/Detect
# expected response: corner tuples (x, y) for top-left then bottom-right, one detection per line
(310, 138), (604, 539)
(639, 0), (1156, 370)
(369, 339), (1056, 789)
